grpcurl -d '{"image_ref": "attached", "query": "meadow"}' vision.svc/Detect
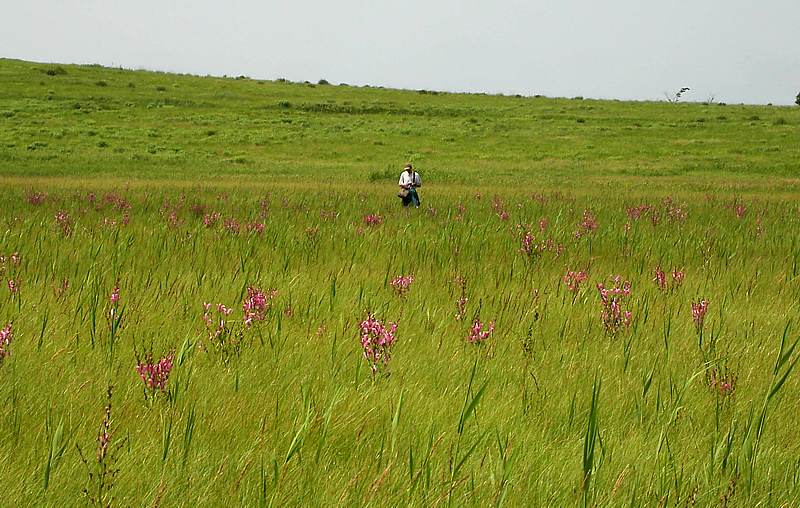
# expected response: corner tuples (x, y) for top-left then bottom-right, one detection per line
(1, 58), (800, 506)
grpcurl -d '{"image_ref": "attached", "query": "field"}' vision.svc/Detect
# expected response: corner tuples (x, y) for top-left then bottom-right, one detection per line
(1, 58), (800, 506)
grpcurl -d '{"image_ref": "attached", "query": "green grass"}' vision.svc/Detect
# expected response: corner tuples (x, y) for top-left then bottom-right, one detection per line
(0, 58), (800, 506)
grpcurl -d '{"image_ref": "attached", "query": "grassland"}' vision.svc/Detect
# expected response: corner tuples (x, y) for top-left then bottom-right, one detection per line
(1, 58), (800, 506)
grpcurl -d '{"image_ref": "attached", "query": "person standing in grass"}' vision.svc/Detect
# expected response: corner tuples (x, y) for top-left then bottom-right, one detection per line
(398, 163), (422, 207)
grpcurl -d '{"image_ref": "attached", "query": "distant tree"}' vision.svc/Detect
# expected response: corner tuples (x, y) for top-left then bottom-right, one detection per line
(796, 92), (800, 106)
(665, 87), (690, 103)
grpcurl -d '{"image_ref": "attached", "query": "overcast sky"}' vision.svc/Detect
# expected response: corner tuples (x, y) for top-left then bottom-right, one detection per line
(3, 0), (799, 105)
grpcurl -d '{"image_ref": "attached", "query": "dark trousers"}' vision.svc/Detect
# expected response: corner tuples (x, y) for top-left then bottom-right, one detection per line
(402, 188), (420, 207)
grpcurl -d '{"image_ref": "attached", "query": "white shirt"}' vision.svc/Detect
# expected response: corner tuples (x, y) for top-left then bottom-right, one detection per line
(398, 171), (421, 188)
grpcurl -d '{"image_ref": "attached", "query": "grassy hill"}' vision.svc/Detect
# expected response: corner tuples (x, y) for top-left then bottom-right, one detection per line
(2, 58), (800, 506)
(1, 58), (799, 187)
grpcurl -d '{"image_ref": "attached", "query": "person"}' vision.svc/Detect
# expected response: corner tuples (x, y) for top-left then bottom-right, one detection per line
(398, 163), (422, 207)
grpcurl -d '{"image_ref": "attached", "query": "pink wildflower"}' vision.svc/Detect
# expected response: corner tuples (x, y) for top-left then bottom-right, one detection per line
(691, 299), (710, 332)
(26, 191), (47, 205)
(563, 270), (589, 293)
(7, 279), (19, 294)
(55, 210), (72, 236)
(247, 222), (265, 235)
(135, 352), (174, 392)
(363, 214), (383, 226)
(0, 322), (13, 363)
(574, 210), (599, 238)
(467, 318), (495, 344)
(671, 269), (685, 286)
(597, 276), (633, 336)
(242, 287), (277, 327)
(653, 266), (667, 291)
(110, 283), (120, 305)
(538, 217), (549, 233)
(203, 212), (221, 228)
(359, 314), (397, 376)
(710, 368), (736, 397)
(223, 218), (240, 233)
(626, 204), (653, 220)
(390, 274), (415, 297)
(203, 302), (233, 341)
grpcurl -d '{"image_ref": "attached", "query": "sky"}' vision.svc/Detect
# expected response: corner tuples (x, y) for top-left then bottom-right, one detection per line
(2, 0), (799, 105)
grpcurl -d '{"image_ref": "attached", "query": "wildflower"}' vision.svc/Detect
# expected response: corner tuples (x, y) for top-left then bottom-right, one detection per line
(247, 222), (265, 235)
(203, 302), (233, 341)
(709, 368), (736, 397)
(0, 322), (13, 363)
(203, 212), (221, 228)
(626, 204), (653, 220)
(574, 210), (599, 238)
(10, 252), (19, 265)
(653, 266), (667, 291)
(663, 197), (688, 223)
(467, 318), (495, 344)
(242, 287), (277, 327)
(492, 196), (509, 220)
(55, 210), (73, 236)
(520, 230), (535, 256)
(734, 204), (746, 219)
(167, 210), (180, 228)
(109, 284), (120, 305)
(223, 218), (240, 233)
(390, 274), (415, 297)
(359, 313), (397, 376)
(691, 299), (710, 332)
(7, 279), (19, 294)
(26, 191), (47, 205)
(671, 269), (685, 286)
(563, 270), (589, 293)
(538, 217), (549, 233)
(597, 277), (633, 336)
(363, 214), (383, 226)
(135, 352), (174, 392)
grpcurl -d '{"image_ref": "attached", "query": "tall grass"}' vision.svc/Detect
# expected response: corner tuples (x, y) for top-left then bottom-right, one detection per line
(0, 181), (798, 506)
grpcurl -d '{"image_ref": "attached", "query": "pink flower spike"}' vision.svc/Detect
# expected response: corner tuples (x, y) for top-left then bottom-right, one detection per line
(359, 313), (397, 376)
(389, 274), (415, 297)
(0, 322), (13, 363)
(135, 352), (175, 392)
(467, 318), (495, 344)
(691, 299), (710, 332)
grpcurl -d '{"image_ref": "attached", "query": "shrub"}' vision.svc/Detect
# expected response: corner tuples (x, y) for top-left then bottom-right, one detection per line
(796, 92), (800, 106)
(155, 85), (167, 92)
(43, 66), (67, 76)
(317, 79), (330, 85)
(95, 80), (108, 87)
